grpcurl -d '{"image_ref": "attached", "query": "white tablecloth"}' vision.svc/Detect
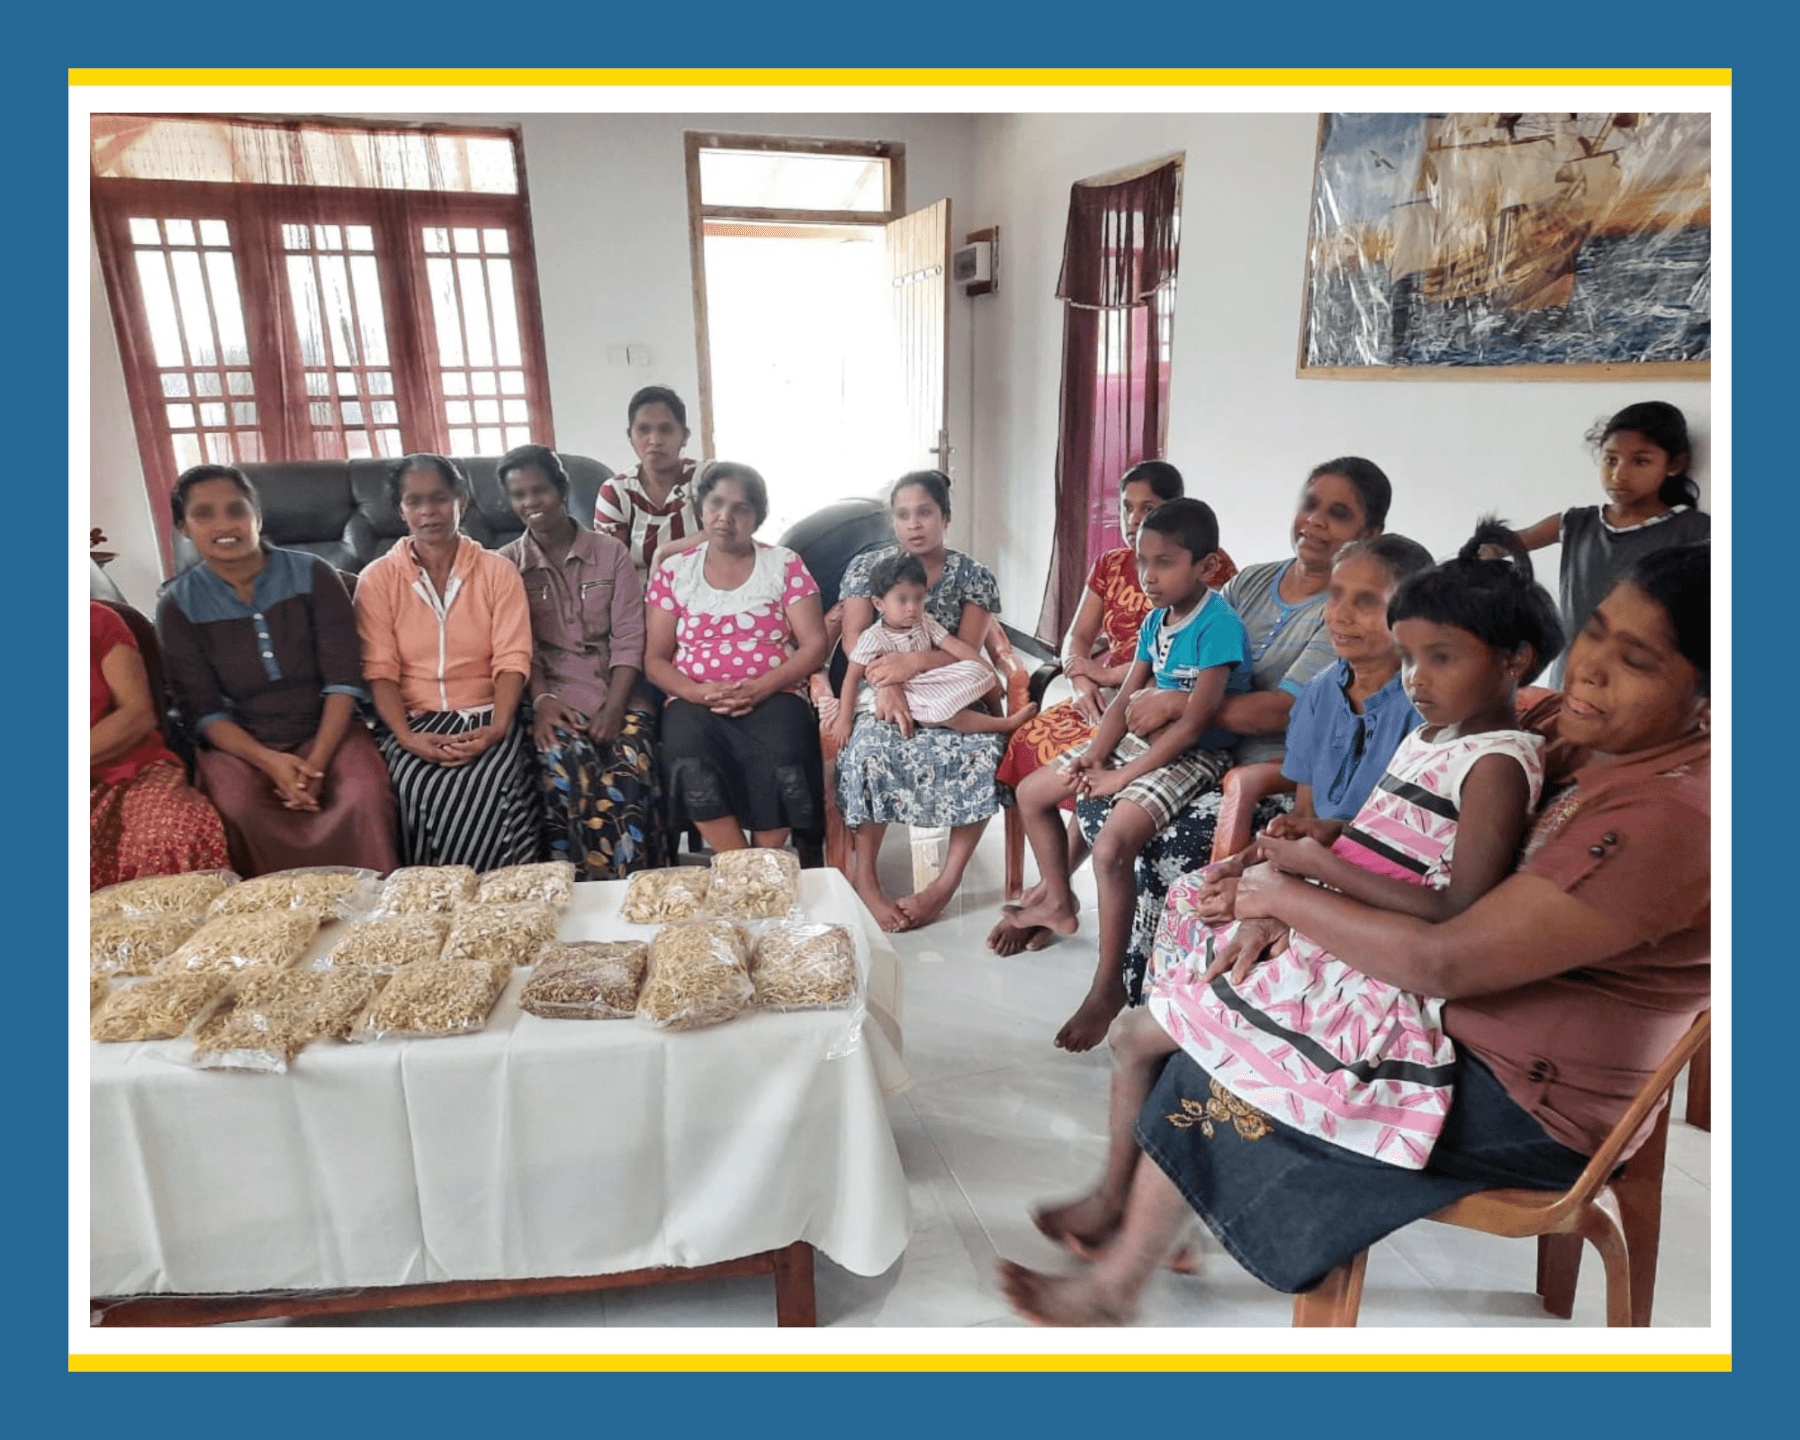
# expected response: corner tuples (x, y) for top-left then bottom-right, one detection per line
(90, 869), (911, 1297)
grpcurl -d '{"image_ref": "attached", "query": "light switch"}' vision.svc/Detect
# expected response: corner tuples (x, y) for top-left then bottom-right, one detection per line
(626, 344), (653, 367)
(605, 345), (629, 367)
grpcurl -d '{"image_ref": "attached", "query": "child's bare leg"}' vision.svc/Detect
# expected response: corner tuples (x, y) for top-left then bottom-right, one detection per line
(1055, 798), (1157, 1051)
(1001, 1152), (1192, 1327)
(1035, 1008), (1178, 1254)
(849, 821), (908, 932)
(942, 701), (1037, 736)
(1006, 764), (1085, 936)
(990, 809), (1088, 953)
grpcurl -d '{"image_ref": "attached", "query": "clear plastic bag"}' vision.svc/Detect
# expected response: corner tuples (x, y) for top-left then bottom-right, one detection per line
(439, 901), (559, 969)
(348, 960), (510, 1041)
(205, 865), (379, 921)
(91, 972), (232, 1042)
(476, 860), (577, 908)
(190, 967), (386, 1071)
(157, 909), (320, 975)
(90, 973), (111, 1011)
(619, 866), (711, 923)
(708, 848), (801, 920)
(90, 913), (205, 976)
(89, 870), (239, 917)
(519, 941), (648, 1019)
(636, 920), (753, 1031)
(315, 912), (450, 974)
(378, 865), (479, 915)
(750, 922), (859, 1012)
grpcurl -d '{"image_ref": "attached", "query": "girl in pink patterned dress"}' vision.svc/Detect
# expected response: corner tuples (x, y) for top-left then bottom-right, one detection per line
(1068, 525), (1565, 1196)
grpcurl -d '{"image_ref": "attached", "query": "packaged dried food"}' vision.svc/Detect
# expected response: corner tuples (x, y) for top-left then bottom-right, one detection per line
(89, 870), (238, 918)
(637, 920), (753, 1031)
(191, 968), (386, 1070)
(91, 972), (231, 1042)
(349, 960), (510, 1040)
(520, 941), (648, 1019)
(90, 913), (205, 976)
(476, 860), (577, 908)
(709, 847), (801, 920)
(316, 912), (450, 974)
(158, 909), (320, 975)
(751, 923), (859, 1011)
(205, 866), (378, 921)
(440, 901), (559, 969)
(90, 974), (111, 1011)
(379, 865), (479, 915)
(619, 866), (711, 924)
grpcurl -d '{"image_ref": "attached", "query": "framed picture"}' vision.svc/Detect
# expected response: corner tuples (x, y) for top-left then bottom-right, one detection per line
(1298, 112), (1711, 379)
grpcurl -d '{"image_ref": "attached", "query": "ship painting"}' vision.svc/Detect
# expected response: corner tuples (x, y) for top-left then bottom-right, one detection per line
(1302, 112), (1711, 372)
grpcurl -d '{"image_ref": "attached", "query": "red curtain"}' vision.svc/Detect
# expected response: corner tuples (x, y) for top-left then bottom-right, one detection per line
(1036, 161), (1180, 644)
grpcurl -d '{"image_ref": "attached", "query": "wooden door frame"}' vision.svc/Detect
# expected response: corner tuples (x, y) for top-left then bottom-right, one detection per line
(683, 132), (906, 459)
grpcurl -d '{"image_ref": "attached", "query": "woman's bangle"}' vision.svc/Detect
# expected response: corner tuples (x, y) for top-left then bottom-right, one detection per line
(532, 692), (561, 709)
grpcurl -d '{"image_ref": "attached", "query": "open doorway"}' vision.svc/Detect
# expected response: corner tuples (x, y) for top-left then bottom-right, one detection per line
(686, 134), (950, 541)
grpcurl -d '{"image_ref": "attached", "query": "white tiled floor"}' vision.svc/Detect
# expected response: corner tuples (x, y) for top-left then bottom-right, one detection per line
(267, 824), (1712, 1330)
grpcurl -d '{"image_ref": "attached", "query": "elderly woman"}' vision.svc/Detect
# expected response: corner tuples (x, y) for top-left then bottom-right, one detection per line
(1002, 544), (1711, 1324)
(643, 462), (828, 852)
(355, 454), (540, 871)
(836, 471), (1006, 933)
(499, 443), (661, 878)
(1051, 458), (1392, 1026)
(91, 600), (229, 890)
(156, 465), (397, 877)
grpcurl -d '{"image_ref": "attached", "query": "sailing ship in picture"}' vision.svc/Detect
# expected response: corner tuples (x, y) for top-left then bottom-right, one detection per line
(1302, 112), (1711, 372)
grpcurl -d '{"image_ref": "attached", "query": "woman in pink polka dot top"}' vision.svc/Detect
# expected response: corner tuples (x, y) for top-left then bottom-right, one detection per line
(643, 463), (830, 853)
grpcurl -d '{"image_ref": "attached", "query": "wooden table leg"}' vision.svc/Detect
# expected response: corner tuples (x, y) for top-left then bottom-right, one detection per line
(772, 1241), (817, 1327)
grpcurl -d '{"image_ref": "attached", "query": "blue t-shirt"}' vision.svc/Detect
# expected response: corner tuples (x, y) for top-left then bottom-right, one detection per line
(1280, 658), (1423, 820)
(1133, 591), (1251, 752)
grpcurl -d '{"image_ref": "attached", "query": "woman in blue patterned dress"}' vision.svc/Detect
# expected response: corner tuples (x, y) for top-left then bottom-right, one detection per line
(836, 471), (1005, 932)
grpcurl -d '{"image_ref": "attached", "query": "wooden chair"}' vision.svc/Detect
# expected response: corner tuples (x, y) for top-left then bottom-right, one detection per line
(813, 615), (1031, 884)
(1292, 1010), (1711, 1328)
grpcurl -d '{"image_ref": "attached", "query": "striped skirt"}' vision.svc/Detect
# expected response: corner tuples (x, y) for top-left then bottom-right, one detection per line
(376, 707), (543, 873)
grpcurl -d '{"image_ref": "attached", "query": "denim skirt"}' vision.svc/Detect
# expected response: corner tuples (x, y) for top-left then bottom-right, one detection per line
(1136, 1048), (1591, 1294)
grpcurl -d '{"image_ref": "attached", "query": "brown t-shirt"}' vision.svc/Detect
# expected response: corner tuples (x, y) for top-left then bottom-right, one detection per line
(1445, 698), (1711, 1159)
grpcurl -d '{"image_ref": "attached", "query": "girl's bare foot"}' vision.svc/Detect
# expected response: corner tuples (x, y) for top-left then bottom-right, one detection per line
(1031, 1194), (1122, 1259)
(998, 1260), (1135, 1327)
(1055, 980), (1127, 1052)
(1008, 891), (1081, 936)
(853, 874), (912, 933)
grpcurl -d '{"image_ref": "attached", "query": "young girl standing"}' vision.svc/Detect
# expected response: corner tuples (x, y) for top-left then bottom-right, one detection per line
(1037, 528), (1562, 1259)
(1515, 401), (1709, 685)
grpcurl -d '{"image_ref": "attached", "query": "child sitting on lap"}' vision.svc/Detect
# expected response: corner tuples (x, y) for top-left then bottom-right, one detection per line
(830, 551), (1037, 744)
(1007, 498), (1249, 1053)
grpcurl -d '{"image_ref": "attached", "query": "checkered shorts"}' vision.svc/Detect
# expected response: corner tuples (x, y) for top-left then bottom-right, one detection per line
(1058, 733), (1234, 832)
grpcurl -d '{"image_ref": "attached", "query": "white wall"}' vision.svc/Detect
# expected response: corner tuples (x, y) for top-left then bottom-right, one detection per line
(88, 108), (1713, 621)
(964, 112), (1713, 635)
(86, 110), (980, 611)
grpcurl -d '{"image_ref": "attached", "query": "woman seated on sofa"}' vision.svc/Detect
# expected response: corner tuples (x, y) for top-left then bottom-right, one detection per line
(91, 600), (229, 891)
(355, 454), (541, 872)
(1002, 544), (1712, 1325)
(643, 462), (828, 853)
(499, 443), (662, 878)
(156, 465), (398, 877)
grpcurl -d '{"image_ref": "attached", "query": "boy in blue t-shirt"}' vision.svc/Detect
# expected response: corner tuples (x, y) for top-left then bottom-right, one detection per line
(1007, 498), (1249, 1052)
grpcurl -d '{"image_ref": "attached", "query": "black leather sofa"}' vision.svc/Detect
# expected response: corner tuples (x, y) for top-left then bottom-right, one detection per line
(167, 454), (615, 577)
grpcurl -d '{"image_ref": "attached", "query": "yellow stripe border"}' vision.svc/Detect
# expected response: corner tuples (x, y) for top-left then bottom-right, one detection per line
(73, 1353), (1731, 1373)
(69, 68), (1731, 88)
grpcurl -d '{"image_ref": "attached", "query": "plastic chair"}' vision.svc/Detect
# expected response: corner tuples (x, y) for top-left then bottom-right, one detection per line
(1291, 1010), (1710, 1328)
